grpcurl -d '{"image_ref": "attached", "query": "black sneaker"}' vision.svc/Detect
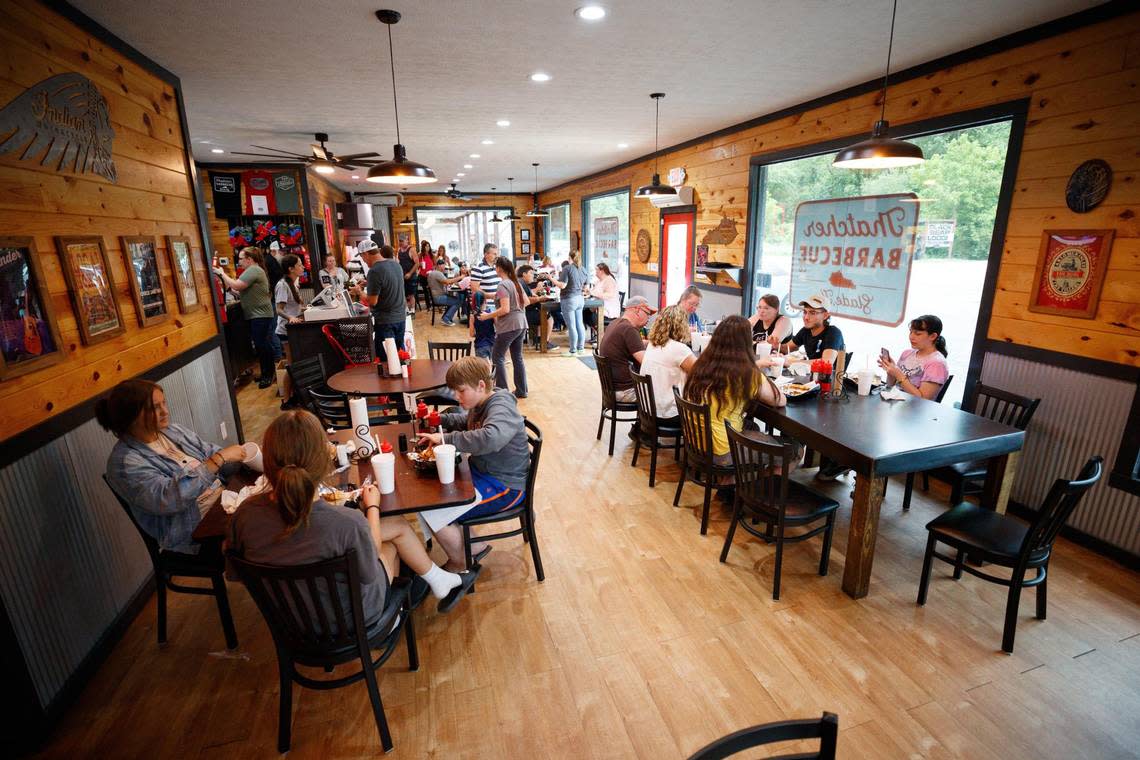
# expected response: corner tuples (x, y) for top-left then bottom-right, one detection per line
(437, 565), (482, 613)
(257, 377), (274, 389)
(407, 575), (431, 610)
(816, 462), (850, 481)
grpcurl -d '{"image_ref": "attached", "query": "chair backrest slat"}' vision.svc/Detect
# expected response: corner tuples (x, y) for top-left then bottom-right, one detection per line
(726, 423), (793, 519)
(102, 475), (161, 564)
(933, 374), (954, 404)
(287, 354), (328, 395)
(675, 390), (715, 466)
(969, 383), (1041, 431)
(428, 341), (473, 362)
(687, 711), (838, 760)
(1021, 456), (1103, 559)
(630, 367), (660, 437)
(594, 352), (619, 408)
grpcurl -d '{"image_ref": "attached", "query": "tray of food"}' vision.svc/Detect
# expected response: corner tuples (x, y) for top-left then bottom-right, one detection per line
(407, 446), (462, 472)
(782, 381), (820, 401)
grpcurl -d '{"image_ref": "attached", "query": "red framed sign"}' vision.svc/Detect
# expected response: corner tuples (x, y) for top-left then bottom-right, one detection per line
(1028, 229), (1114, 319)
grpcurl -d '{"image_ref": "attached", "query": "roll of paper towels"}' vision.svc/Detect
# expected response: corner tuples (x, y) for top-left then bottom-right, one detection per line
(349, 397), (374, 456)
(383, 337), (401, 376)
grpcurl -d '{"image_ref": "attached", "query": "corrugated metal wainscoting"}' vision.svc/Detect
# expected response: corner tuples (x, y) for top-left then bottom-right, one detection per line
(0, 347), (236, 709)
(981, 351), (1140, 556)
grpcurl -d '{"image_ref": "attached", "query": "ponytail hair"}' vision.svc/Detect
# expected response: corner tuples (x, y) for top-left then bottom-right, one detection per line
(95, 379), (162, 438)
(910, 314), (948, 357)
(262, 410), (331, 536)
(279, 254), (301, 305)
(494, 256), (526, 308)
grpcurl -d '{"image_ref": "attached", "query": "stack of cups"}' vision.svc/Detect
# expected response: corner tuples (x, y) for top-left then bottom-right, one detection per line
(435, 444), (457, 485)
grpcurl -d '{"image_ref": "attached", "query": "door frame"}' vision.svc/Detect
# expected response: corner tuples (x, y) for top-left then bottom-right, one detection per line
(657, 205), (697, 309)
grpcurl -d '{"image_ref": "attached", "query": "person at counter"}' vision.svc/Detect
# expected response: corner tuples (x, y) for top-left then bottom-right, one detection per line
(214, 246), (280, 389)
(275, 254), (305, 408)
(770, 292), (844, 364)
(100, 379), (245, 555)
(351, 241), (407, 366)
(317, 254), (349, 298)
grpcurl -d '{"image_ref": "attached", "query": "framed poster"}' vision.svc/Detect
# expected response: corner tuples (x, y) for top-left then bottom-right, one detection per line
(0, 237), (66, 379)
(520, 228), (531, 242)
(1029, 230), (1114, 318)
(521, 242), (531, 255)
(56, 236), (125, 345)
(165, 235), (200, 313)
(121, 236), (169, 326)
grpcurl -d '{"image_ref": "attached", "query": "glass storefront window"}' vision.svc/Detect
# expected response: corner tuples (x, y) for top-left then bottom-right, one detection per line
(414, 208), (514, 265)
(582, 190), (630, 294)
(544, 203), (570, 261)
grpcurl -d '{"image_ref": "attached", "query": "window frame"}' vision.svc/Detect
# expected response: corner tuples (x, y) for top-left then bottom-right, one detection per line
(580, 186), (631, 288)
(542, 200), (572, 259)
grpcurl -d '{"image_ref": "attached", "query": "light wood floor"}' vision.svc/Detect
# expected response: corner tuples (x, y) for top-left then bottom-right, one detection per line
(39, 315), (1140, 759)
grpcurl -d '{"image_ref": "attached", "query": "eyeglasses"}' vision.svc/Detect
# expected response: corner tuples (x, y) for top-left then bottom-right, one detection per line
(802, 308), (826, 316)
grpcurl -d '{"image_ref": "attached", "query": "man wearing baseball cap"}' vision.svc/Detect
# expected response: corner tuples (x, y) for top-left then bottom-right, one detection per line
(768, 291), (845, 364)
(598, 295), (656, 402)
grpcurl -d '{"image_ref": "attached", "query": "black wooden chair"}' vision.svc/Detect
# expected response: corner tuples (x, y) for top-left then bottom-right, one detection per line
(687, 712), (839, 760)
(629, 366), (681, 487)
(594, 351), (638, 456)
(103, 475), (237, 650)
(917, 456), (1102, 654)
(419, 341), (473, 408)
(673, 391), (737, 535)
(897, 374), (953, 510)
(286, 354), (329, 398)
(458, 419), (545, 587)
(228, 549), (417, 753)
(721, 424), (839, 600)
(905, 382), (1040, 510)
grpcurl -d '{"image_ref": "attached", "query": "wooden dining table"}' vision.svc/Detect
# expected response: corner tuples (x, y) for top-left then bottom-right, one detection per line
(748, 390), (1025, 599)
(537, 296), (605, 352)
(192, 422), (476, 542)
(327, 359), (452, 396)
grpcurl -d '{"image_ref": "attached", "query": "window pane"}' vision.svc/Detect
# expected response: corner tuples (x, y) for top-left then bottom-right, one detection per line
(545, 203), (570, 261)
(583, 191), (630, 294)
(416, 208), (513, 264)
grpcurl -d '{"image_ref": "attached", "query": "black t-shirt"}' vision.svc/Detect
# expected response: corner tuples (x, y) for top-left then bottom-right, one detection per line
(752, 315), (790, 343)
(520, 280), (540, 326)
(785, 323), (844, 360)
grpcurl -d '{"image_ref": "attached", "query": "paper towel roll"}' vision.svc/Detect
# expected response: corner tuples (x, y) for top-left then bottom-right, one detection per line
(349, 397), (374, 456)
(383, 337), (400, 376)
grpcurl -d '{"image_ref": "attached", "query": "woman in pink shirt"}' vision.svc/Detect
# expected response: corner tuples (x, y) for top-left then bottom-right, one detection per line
(879, 314), (949, 400)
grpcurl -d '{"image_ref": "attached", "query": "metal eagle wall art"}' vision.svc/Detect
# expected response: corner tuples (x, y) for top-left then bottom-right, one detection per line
(0, 73), (117, 183)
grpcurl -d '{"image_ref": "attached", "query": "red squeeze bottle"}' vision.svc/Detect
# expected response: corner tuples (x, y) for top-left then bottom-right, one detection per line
(416, 402), (429, 432)
(379, 440), (393, 454)
(819, 361), (833, 393)
(427, 410), (441, 433)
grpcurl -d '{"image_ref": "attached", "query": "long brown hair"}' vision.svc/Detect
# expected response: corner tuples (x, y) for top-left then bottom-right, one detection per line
(419, 240), (432, 257)
(279, 253), (301, 304)
(494, 256), (527, 307)
(684, 315), (766, 410)
(262, 410), (331, 536)
(95, 379), (161, 438)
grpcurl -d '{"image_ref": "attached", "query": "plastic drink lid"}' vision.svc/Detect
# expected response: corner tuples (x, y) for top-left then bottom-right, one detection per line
(380, 441), (393, 453)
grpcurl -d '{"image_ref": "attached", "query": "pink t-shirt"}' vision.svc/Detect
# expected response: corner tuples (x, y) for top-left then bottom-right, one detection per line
(897, 349), (949, 388)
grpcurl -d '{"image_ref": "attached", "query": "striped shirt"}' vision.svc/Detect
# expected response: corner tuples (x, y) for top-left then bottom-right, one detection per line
(469, 261), (501, 297)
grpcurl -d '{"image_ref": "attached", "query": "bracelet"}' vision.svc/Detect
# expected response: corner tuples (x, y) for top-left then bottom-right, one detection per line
(365, 504), (380, 514)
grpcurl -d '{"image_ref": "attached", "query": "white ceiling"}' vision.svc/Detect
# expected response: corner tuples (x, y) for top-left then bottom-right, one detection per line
(72, 0), (1101, 194)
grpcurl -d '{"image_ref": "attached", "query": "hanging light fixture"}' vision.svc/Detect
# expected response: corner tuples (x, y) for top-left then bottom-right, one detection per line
(489, 187), (504, 223)
(526, 163), (549, 217)
(367, 10), (437, 184)
(833, 0), (924, 170)
(504, 177), (523, 221)
(635, 93), (677, 199)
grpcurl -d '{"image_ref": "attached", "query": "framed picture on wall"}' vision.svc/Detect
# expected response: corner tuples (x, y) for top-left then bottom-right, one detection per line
(121, 236), (169, 326)
(56, 236), (125, 345)
(165, 235), (200, 314)
(1028, 229), (1114, 319)
(520, 228), (530, 242)
(521, 242), (531, 255)
(0, 237), (66, 379)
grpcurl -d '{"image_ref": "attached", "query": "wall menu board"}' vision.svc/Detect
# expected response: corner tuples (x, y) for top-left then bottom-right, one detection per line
(789, 193), (919, 327)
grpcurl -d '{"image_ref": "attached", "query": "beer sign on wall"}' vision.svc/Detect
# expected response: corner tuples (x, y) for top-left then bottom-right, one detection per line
(789, 193), (919, 327)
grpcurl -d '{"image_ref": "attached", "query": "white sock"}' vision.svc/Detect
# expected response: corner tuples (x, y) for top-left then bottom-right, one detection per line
(421, 563), (461, 599)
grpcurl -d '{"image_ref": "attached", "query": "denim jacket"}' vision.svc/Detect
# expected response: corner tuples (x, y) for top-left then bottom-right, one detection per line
(105, 424), (221, 553)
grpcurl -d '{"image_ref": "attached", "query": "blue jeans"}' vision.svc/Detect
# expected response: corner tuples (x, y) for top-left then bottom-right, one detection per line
(248, 317), (277, 380)
(374, 319), (405, 365)
(434, 293), (463, 323)
(560, 295), (586, 352)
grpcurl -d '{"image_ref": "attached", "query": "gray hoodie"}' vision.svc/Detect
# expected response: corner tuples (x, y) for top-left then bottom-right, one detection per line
(440, 388), (529, 490)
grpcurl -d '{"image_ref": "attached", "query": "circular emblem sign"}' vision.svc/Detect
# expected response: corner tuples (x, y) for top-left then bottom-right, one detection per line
(1045, 245), (1091, 301)
(636, 228), (652, 263)
(1065, 159), (1112, 213)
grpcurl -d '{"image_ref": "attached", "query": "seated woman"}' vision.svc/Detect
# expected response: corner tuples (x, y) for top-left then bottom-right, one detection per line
(639, 305), (696, 423)
(583, 262), (620, 339)
(879, 314), (950, 400)
(416, 357), (530, 571)
(229, 410), (479, 615)
(684, 316), (786, 466)
(770, 292), (843, 363)
(99, 379), (246, 555)
(748, 293), (793, 345)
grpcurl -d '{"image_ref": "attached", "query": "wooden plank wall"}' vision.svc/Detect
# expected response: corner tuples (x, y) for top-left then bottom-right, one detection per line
(305, 170), (347, 256)
(394, 193), (537, 258)
(538, 12), (1140, 367)
(0, 0), (216, 440)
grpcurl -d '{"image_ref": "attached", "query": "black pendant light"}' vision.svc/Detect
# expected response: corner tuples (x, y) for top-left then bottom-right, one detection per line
(367, 10), (437, 184)
(489, 187), (504, 223)
(833, 0), (924, 169)
(526, 163), (549, 217)
(504, 177), (522, 221)
(635, 93), (678, 199)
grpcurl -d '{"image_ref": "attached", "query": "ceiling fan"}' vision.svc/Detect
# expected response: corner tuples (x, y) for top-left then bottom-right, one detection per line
(445, 182), (473, 201)
(229, 132), (381, 174)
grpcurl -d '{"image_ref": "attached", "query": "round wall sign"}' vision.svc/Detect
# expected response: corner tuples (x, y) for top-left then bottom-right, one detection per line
(636, 228), (652, 263)
(1065, 159), (1112, 213)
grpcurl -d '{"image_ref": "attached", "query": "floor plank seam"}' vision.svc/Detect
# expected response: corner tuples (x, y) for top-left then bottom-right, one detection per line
(1072, 648), (1096, 659)
(1119, 632), (1140, 642)
(1019, 663), (1046, 674)
(964, 680), (992, 692)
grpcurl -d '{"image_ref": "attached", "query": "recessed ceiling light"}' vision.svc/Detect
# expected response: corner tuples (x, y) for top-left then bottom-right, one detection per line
(469, 153), (481, 158)
(481, 139), (494, 145)
(352, 175), (360, 179)
(616, 143), (629, 149)
(497, 119), (511, 127)
(464, 164), (474, 169)
(210, 148), (225, 154)
(529, 72), (551, 83)
(457, 173), (466, 177)
(575, 5), (606, 21)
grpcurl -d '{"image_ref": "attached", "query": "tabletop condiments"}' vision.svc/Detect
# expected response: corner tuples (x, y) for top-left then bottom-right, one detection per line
(811, 359), (834, 393)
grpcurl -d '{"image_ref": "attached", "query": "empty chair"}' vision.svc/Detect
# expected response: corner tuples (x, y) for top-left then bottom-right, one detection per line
(103, 475), (237, 650)
(907, 382), (1039, 509)
(687, 712), (839, 760)
(629, 366), (681, 487)
(419, 340), (473, 408)
(228, 549), (418, 753)
(673, 391), (736, 535)
(917, 456), (1102, 653)
(593, 351), (638, 456)
(721, 424), (839, 600)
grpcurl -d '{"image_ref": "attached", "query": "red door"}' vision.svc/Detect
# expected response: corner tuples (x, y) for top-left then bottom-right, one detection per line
(659, 211), (694, 309)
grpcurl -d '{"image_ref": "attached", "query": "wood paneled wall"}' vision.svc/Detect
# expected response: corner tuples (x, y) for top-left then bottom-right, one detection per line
(306, 170), (347, 256)
(538, 11), (1140, 367)
(0, 0), (216, 440)
(394, 193), (537, 258)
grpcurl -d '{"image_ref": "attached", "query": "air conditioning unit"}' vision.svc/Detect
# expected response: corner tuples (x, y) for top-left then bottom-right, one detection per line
(336, 202), (374, 229)
(370, 193), (403, 207)
(650, 185), (693, 208)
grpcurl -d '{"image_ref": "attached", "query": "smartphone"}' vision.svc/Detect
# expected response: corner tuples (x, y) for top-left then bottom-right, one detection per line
(880, 348), (891, 362)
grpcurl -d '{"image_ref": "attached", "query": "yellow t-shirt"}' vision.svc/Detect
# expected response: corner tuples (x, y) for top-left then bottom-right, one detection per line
(706, 378), (761, 456)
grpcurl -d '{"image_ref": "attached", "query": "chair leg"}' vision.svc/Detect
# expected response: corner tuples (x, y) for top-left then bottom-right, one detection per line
(155, 571), (168, 645)
(952, 549), (965, 580)
(526, 514), (545, 582)
(719, 498), (741, 563)
(608, 411), (618, 456)
(922, 472), (929, 491)
(630, 438), (641, 467)
(648, 445), (658, 488)
(404, 610), (419, 672)
(462, 524), (475, 594)
(700, 478), (713, 535)
(950, 481), (963, 505)
(1035, 566), (1047, 620)
(673, 456), (687, 507)
(917, 533), (937, 605)
(276, 659), (293, 753)
(1002, 574), (1024, 654)
(772, 521), (786, 601)
(819, 513), (836, 576)
(361, 649), (394, 752)
(597, 408), (605, 441)
(673, 436), (681, 461)
(902, 472), (915, 511)
(211, 574), (239, 650)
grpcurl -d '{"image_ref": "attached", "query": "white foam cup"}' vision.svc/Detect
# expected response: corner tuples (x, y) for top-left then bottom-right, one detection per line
(435, 444), (457, 485)
(241, 442), (263, 472)
(371, 452), (396, 494)
(755, 341), (772, 359)
(857, 369), (874, 396)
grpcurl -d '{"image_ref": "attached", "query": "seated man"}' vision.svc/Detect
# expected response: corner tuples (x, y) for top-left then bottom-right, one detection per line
(417, 357), (530, 570)
(597, 295), (655, 403)
(518, 264), (557, 352)
(771, 292), (844, 364)
(427, 266), (466, 325)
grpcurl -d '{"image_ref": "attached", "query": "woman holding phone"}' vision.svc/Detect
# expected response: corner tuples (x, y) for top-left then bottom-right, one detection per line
(879, 314), (949, 400)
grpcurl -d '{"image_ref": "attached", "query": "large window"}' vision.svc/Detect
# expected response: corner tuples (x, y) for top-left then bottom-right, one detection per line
(414, 208), (513, 265)
(582, 189), (630, 294)
(749, 120), (1014, 407)
(544, 202), (570, 261)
